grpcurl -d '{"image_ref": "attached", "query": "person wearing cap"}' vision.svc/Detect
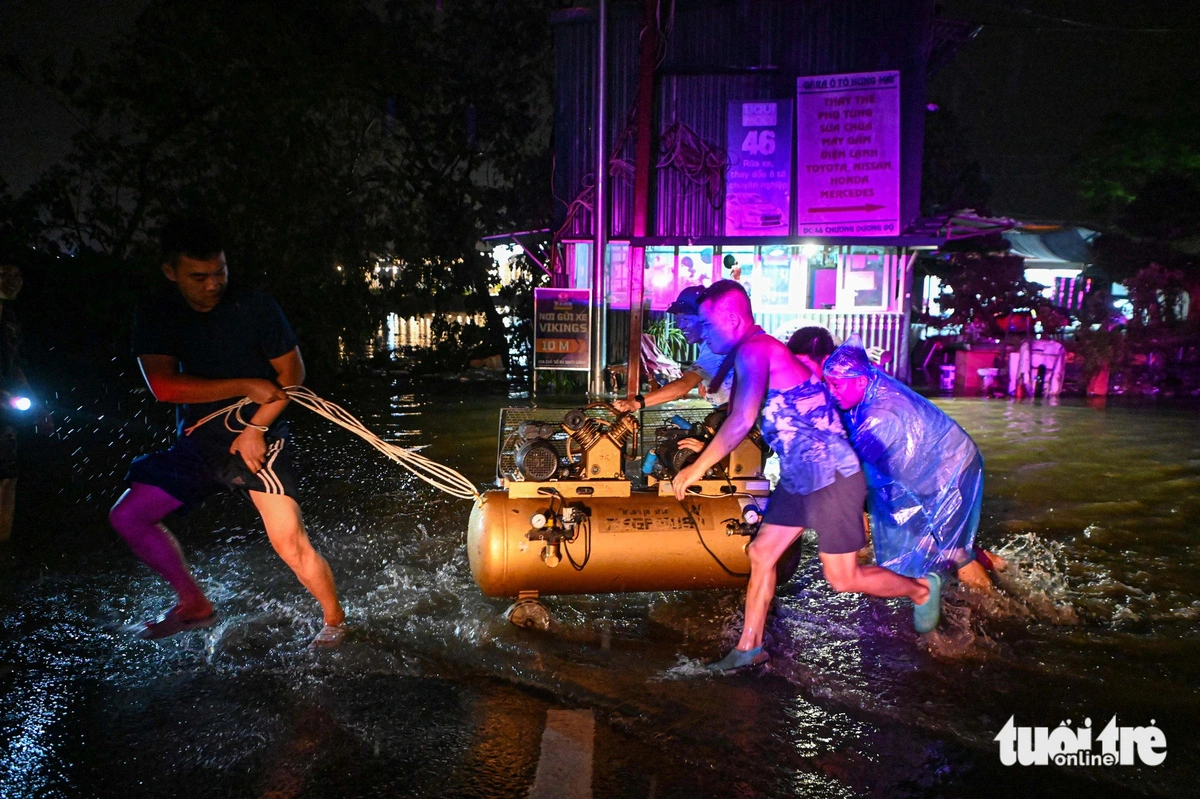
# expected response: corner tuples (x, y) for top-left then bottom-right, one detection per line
(823, 334), (1006, 591)
(611, 285), (734, 414)
(672, 281), (942, 672)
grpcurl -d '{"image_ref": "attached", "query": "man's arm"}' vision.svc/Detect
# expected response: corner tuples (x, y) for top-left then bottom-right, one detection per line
(137, 354), (287, 406)
(228, 347), (304, 473)
(612, 371), (703, 413)
(672, 340), (769, 499)
(246, 347), (305, 429)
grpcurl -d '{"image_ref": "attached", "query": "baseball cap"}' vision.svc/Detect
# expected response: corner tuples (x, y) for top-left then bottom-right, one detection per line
(666, 285), (705, 315)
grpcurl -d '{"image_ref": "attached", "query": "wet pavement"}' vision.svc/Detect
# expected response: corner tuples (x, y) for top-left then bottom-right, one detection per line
(2, 369), (1198, 797)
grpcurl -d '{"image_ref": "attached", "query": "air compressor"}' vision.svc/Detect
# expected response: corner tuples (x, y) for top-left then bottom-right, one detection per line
(467, 404), (771, 627)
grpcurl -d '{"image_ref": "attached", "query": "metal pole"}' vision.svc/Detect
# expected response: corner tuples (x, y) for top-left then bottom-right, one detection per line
(898, 248), (914, 383)
(588, 0), (609, 396)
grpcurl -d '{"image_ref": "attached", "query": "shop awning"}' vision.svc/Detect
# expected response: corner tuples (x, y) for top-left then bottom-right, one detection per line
(1002, 227), (1097, 265)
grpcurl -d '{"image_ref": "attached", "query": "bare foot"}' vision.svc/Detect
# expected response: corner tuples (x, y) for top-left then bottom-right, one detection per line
(956, 560), (995, 592)
(975, 548), (1009, 573)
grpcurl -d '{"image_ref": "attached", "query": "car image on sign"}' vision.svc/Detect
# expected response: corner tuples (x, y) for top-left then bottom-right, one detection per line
(726, 193), (786, 231)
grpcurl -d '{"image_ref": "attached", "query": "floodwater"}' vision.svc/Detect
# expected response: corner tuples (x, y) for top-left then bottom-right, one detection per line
(2, 371), (1198, 798)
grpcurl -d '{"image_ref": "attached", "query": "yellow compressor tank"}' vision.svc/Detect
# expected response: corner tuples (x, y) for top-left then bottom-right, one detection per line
(467, 489), (758, 598)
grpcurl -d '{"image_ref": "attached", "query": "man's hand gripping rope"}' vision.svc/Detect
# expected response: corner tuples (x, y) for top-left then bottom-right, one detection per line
(184, 386), (480, 501)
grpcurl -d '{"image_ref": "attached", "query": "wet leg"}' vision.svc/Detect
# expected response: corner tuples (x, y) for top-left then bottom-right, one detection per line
(109, 483), (212, 618)
(974, 546), (1009, 572)
(735, 524), (805, 652)
(250, 492), (344, 628)
(819, 551), (930, 603)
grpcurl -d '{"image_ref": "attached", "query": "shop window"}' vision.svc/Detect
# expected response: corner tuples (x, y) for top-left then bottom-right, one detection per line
(571, 242), (591, 289)
(759, 246), (795, 308)
(644, 246), (677, 311)
(719, 246), (756, 299)
(806, 246), (838, 310)
(841, 247), (887, 309)
(677, 246), (715, 290)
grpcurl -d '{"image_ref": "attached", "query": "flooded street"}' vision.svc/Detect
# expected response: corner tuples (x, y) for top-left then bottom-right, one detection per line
(2, 371), (1197, 797)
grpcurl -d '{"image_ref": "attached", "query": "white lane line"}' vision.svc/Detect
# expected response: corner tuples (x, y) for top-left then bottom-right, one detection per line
(529, 709), (594, 799)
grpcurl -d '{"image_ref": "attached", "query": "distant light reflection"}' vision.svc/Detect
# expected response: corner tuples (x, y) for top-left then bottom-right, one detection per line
(1, 673), (72, 794)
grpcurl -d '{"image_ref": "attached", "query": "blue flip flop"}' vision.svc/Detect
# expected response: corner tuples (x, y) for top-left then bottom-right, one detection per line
(706, 646), (769, 673)
(913, 572), (942, 634)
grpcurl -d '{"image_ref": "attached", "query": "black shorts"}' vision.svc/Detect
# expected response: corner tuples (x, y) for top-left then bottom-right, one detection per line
(763, 470), (867, 555)
(125, 426), (299, 512)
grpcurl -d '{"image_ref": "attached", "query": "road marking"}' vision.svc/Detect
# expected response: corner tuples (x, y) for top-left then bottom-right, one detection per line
(529, 709), (594, 799)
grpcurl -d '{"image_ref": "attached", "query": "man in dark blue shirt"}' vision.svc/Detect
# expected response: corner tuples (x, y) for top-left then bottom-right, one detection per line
(109, 217), (345, 647)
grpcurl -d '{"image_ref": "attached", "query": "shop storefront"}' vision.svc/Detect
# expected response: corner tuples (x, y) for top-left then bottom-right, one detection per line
(560, 240), (916, 377)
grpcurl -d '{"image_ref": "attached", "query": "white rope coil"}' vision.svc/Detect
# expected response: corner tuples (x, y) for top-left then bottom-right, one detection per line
(184, 386), (480, 501)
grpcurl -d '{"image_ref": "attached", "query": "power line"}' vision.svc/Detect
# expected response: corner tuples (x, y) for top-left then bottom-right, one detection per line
(956, 0), (1200, 33)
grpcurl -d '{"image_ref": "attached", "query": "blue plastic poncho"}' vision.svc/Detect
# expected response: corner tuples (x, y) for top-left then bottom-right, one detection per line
(824, 336), (982, 577)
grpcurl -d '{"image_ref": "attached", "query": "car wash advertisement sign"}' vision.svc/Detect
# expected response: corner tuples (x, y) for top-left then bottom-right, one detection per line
(533, 288), (590, 371)
(724, 100), (792, 237)
(796, 70), (900, 236)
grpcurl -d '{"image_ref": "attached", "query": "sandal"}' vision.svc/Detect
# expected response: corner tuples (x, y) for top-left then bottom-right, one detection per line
(137, 607), (218, 640)
(706, 646), (769, 673)
(913, 572), (942, 634)
(309, 623), (346, 649)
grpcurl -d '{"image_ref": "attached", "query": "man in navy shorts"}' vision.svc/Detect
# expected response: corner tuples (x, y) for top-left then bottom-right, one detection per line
(109, 216), (345, 647)
(672, 281), (941, 672)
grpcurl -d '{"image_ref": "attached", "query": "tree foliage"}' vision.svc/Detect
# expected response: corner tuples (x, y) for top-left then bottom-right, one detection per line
(916, 235), (1053, 337)
(5, 0), (556, 371)
(1074, 80), (1200, 332)
(1075, 95), (1200, 226)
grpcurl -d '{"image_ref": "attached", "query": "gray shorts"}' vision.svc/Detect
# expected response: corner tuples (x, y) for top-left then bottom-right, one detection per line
(763, 470), (867, 555)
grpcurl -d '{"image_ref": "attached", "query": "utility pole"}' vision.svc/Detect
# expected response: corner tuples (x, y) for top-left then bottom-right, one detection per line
(624, 0), (659, 399)
(588, 0), (609, 395)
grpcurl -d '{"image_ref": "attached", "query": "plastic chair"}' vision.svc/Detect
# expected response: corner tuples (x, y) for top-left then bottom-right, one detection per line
(606, 334), (682, 392)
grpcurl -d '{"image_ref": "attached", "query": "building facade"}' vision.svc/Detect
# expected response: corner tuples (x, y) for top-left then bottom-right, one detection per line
(549, 0), (962, 380)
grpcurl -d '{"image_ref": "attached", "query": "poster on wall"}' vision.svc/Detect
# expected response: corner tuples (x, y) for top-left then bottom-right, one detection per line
(605, 246), (716, 312)
(796, 70), (900, 236)
(533, 287), (590, 371)
(724, 100), (792, 237)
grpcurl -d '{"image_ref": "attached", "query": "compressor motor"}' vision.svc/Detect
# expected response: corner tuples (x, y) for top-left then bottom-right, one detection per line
(510, 406), (639, 484)
(644, 408), (769, 483)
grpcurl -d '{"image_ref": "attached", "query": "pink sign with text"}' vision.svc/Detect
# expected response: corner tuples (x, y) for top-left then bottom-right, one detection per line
(796, 71), (900, 236)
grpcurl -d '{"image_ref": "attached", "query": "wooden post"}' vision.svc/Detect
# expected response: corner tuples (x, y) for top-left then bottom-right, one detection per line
(624, 0), (659, 398)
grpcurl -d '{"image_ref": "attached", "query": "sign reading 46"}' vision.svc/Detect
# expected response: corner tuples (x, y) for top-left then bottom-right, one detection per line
(741, 130), (776, 155)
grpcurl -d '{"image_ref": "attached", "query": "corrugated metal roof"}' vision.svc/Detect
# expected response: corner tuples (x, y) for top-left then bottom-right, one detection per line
(551, 0), (935, 240)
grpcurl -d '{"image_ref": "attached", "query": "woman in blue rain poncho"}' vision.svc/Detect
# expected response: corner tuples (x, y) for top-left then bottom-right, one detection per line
(822, 335), (1005, 589)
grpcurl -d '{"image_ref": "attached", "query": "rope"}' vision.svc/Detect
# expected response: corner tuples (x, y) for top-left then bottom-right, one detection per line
(184, 387), (480, 501)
